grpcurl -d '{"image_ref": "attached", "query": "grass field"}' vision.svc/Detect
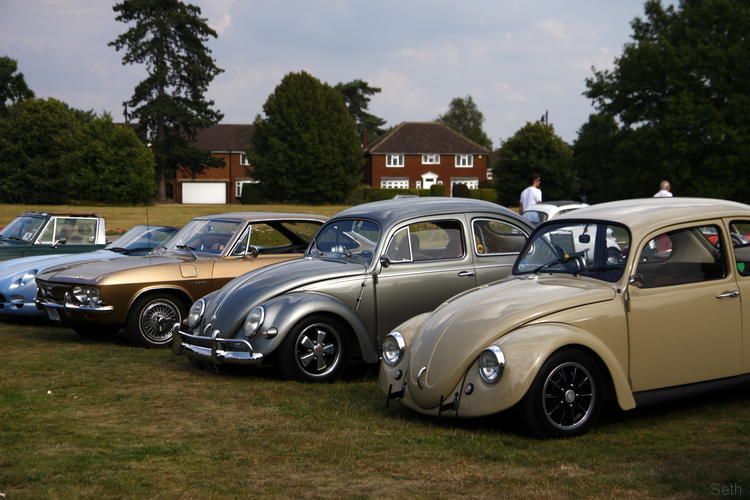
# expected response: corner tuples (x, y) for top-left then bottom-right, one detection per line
(0, 319), (748, 498)
(0, 203), (348, 233)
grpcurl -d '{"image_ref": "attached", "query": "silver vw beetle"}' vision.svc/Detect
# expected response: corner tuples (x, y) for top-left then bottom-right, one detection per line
(173, 198), (533, 381)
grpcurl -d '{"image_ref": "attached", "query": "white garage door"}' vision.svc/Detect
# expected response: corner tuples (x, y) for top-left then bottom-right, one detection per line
(182, 182), (227, 204)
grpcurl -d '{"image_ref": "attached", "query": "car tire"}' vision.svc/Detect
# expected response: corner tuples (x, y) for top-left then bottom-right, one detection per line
(277, 314), (349, 382)
(125, 292), (187, 348)
(521, 348), (603, 438)
(72, 324), (120, 338)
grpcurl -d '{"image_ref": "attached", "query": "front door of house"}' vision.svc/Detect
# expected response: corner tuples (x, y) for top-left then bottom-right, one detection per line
(421, 172), (438, 190)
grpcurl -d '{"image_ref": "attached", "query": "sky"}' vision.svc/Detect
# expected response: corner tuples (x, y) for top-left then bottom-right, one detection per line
(0, 0), (652, 145)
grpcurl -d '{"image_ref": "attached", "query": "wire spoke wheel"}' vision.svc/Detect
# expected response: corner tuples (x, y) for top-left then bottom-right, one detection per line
(139, 300), (180, 344)
(293, 322), (342, 378)
(542, 361), (595, 431)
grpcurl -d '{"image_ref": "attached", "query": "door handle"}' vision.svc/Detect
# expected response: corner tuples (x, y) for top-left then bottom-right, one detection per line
(716, 290), (739, 299)
(458, 271), (475, 277)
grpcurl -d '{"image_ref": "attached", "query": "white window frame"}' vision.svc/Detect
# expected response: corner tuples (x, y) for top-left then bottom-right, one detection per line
(455, 154), (474, 168)
(486, 170), (493, 180)
(386, 154), (405, 168)
(451, 178), (479, 191)
(421, 154), (440, 165)
(235, 180), (258, 198)
(381, 178), (409, 189)
(240, 153), (250, 166)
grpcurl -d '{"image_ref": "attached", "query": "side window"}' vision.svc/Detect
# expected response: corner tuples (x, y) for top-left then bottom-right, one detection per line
(37, 220), (55, 244)
(729, 221), (750, 276)
(54, 218), (97, 244)
(385, 220), (465, 263)
(230, 226), (250, 256)
(249, 223), (292, 248)
(636, 225), (726, 288)
(473, 219), (527, 255)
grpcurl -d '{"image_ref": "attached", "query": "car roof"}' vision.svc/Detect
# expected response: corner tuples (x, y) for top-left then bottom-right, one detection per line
(21, 212), (100, 218)
(533, 200), (585, 208)
(194, 212), (328, 223)
(556, 198), (750, 238)
(333, 197), (525, 227)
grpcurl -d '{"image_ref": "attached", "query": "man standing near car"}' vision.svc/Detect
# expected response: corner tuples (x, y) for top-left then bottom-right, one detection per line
(520, 173), (542, 211)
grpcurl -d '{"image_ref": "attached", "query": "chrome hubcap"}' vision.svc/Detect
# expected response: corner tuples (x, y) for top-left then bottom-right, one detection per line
(140, 300), (180, 343)
(542, 361), (595, 431)
(295, 323), (341, 377)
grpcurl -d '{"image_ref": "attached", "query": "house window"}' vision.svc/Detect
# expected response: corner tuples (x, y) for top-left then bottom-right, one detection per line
(386, 154), (405, 167)
(455, 154), (473, 168)
(240, 153), (250, 166)
(236, 180), (258, 198)
(486, 170), (493, 180)
(451, 178), (479, 192)
(416, 181), (422, 189)
(381, 178), (409, 189)
(421, 154), (440, 165)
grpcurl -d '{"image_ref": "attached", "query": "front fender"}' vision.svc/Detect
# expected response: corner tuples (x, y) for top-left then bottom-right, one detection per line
(250, 291), (378, 363)
(456, 322), (635, 417)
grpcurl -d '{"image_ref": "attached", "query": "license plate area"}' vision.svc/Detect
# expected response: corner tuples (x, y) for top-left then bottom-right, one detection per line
(46, 308), (61, 322)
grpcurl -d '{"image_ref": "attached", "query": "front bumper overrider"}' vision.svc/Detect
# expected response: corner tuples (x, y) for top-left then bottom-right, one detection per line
(171, 323), (264, 366)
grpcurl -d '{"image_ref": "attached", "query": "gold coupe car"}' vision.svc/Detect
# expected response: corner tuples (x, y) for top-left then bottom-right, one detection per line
(380, 198), (750, 437)
(36, 212), (326, 347)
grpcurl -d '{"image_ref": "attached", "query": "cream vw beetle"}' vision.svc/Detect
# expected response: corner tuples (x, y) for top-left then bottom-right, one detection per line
(381, 198), (750, 437)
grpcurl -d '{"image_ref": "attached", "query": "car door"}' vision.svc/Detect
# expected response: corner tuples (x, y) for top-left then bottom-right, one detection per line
(470, 216), (529, 284)
(375, 216), (476, 340)
(210, 221), (315, 288)
(723, 218), (750, 374)
(627, 221), (743, 391)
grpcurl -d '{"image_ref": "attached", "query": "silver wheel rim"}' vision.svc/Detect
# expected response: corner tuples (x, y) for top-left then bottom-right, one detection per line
(542, 361), (595, 431)
(294, 323), (342, 378)
(139, 299), (181, 344)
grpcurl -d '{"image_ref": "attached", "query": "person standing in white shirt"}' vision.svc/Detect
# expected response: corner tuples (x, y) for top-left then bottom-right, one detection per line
(520, 173), (542, 211)
(653, 180), (673, 198)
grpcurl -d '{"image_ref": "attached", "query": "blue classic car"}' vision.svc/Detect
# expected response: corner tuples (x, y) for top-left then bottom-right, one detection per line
(0, 224), (176, 318)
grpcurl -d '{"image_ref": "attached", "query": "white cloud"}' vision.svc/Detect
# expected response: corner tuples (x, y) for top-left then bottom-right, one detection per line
(536, 18), (569, 41)
(493, 82), (528, 104)
(198, 0), (235, 35)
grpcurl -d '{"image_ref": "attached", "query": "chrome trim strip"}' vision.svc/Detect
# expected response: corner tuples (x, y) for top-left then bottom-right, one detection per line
(36, 297), (113, 312)
(173, 324), (264, 365)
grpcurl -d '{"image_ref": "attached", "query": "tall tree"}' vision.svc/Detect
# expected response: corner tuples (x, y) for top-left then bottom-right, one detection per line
(572, 113), (623, 203)
(438, 95), (493, 150)
(335, 79), (386, 142)
(0, 56), (34, 115)
(585, 0), (750, 201)
(250, 71), (362, 204)
(109, 0), (224, 200)
(493, 122), (578, 206)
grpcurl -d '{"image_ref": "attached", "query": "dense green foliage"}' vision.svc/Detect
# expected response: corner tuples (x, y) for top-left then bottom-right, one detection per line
(250, 72), (363, 204)
(451, 182), (471, 199)
(0, 98), (155, 204)
(438, 96), (493, 150)
(572, 114), (622, 204)
(494, 122), (578, 205)
(0, 56), (34, 115)
(109, 0), (224, 199)
(582, 0), (750, 201)
(335, 79), (386, 142)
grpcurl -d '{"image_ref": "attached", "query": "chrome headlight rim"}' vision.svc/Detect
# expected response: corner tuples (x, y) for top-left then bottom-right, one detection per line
(9, 269), (38, 289)
(244, 306), (265, 338)
(70, 286), (102, 306)
(478, 345), (505, 385)
(187, 299), (205, 329)
(382, 331), (405, 366)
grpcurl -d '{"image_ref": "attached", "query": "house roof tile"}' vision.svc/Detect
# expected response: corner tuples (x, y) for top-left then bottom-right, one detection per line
(366, 122), (490, 155)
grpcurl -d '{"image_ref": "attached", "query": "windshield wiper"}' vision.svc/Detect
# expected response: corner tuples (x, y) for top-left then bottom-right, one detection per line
(176, 244), (198, 260)
(532, 251), (585, 275)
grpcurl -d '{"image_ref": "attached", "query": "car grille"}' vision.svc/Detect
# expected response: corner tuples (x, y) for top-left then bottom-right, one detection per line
(37, 281), (70, 303)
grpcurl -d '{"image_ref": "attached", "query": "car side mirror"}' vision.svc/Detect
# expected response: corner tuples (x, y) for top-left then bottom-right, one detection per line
(628, 274), (643, 288)
(52, 238), (67, 248)
(379, 255), (391, 268)
(578, 234), (591, 244)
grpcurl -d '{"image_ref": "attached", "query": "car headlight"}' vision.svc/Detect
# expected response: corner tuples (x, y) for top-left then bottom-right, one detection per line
(243, 306), (265, 338)
(382, 331), (405, 366)
(187, 299), (205, 329)
(478, 346), (505, 384)
(71, 286), (102, 306)
(9, 269), (38, 289)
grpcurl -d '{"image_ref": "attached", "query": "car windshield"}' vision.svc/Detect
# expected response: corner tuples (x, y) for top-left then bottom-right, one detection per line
(0, 215), (46, 242)
(106, 225), (177, 252)
(514, 221), (631, 282)
(162, 219), (242, 255)
(309, 218), (380, 265)
(522, 210), (547, 225)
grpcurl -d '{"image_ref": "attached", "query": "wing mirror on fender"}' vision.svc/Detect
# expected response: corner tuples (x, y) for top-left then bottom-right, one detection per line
(379, 255), (391, 268)
(52, 238), (67, 248)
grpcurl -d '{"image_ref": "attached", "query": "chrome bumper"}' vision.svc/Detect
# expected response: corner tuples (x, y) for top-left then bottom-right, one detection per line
(171, 323), (264, 366)
(35, 293), (114, 313)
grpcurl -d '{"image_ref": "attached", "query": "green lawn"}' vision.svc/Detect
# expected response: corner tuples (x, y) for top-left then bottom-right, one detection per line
(0, 319), (747, 498)
(0, 203), (348, 233)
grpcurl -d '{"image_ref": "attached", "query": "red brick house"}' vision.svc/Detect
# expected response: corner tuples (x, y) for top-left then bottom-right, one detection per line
(171, 124), (255, 204)
(364, 122), (491, 194)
